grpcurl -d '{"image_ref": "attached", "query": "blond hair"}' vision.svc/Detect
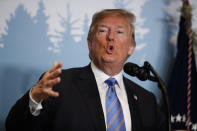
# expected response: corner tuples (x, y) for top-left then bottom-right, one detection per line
(87, 9), (136, 46)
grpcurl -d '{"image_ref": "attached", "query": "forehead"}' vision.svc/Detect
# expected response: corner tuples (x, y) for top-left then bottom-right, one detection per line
(97, 15), (130, 29)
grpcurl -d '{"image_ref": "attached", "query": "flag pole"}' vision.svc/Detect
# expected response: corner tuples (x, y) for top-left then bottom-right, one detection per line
(181, 0), (193, 130)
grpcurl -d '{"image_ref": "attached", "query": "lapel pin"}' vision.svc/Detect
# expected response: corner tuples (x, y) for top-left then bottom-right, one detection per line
(133, 94), (138, 101)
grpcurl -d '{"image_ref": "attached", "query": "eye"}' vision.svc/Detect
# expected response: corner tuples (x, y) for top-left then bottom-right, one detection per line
(99, 29), (106, 33)
(117, 31), (123, 34)
(98, 28), (108, 35)
(116, 29), (125, 34)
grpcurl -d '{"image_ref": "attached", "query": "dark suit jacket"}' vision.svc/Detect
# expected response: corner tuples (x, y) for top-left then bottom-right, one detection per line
(6, 64), (166, 131)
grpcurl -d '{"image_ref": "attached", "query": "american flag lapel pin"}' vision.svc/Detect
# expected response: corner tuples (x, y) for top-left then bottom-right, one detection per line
(133, 94), (138, 101)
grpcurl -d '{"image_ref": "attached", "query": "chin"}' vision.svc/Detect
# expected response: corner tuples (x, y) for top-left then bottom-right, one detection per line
(103, 60), (119, 65)
(102, 56), (115, 63)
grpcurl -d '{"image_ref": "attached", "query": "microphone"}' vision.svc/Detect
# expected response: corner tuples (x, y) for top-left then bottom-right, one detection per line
(123, 62), (139, 77)
(124, 62), (157, 82)
(124, 61), (170, 131)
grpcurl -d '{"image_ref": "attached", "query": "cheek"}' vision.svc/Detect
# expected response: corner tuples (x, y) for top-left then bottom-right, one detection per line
(89, 41), (104, 57)
(117, 42), (133, 56)
(93, 37), (106, 50)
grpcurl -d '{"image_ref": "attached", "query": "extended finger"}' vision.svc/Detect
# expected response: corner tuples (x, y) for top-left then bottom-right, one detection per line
(44, 77), (61, 87)
(47, 68), (62, 80)
(49, 62), (63, 73)
(43, 89), (59, 98)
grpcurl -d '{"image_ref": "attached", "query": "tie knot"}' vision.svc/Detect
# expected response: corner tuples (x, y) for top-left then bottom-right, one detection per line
(105, 77), (117, 87)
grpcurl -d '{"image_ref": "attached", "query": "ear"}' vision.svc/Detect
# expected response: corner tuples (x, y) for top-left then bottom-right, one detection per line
(128, 44), (135, 56)
(88, 41), (92, 51)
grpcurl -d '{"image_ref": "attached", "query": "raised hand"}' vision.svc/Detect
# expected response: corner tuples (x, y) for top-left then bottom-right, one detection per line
(30, 61), (63, 103)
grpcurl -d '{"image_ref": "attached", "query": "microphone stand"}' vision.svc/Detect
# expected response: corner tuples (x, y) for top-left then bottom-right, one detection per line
(144, 61), (171, 131)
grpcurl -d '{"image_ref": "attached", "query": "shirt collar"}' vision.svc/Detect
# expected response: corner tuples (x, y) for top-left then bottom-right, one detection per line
(91, 61), (123, 88)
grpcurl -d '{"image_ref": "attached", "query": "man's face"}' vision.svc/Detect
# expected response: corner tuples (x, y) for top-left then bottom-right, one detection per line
(88, 15), (135, 70)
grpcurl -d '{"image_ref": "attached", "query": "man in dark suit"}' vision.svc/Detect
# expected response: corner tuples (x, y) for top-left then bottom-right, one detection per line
(6, 9), (166, 131)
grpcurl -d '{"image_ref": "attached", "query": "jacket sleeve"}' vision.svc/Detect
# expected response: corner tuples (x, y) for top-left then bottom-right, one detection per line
(7, 89), (58, 131)
(5, 91), (39, 131)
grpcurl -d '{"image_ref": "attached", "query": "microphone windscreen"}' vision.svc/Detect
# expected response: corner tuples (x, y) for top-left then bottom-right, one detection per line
(123, 62), (139, 77)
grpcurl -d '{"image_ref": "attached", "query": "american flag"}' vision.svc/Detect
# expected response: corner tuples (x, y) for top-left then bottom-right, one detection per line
(167, 1), (197, 131)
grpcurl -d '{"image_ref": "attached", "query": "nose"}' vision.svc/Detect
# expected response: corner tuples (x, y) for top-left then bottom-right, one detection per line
(107, 30), (114, 42)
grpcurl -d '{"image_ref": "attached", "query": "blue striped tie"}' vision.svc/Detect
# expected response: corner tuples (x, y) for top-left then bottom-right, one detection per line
(105, 77), (126, 131)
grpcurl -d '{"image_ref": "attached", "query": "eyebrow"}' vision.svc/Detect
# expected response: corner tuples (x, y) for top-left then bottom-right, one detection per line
(98, 24), (125, 29)
(97, 24), (108, 28)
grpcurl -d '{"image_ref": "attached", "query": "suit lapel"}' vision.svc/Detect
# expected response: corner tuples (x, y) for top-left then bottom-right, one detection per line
(123, 77), (142, 131)
(74, 65), (142, 131)
(75, 65), (106, 131)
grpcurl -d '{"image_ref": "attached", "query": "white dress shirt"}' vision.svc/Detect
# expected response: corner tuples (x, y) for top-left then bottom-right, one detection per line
(91, 62), (131, 131)
(29, 62), (132, 130)
(29, 88), (42, 116)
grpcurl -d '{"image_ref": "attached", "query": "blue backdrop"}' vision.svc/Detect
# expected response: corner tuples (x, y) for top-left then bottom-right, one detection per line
(1, 0), (196, 130)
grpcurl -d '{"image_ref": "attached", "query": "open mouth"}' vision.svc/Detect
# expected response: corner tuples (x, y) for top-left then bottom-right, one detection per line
(106, 44), (114, 54)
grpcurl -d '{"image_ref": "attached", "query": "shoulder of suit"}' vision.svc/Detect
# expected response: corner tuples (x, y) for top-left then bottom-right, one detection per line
(61, 65), (90, 75)
(123, 76), (155, 97)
